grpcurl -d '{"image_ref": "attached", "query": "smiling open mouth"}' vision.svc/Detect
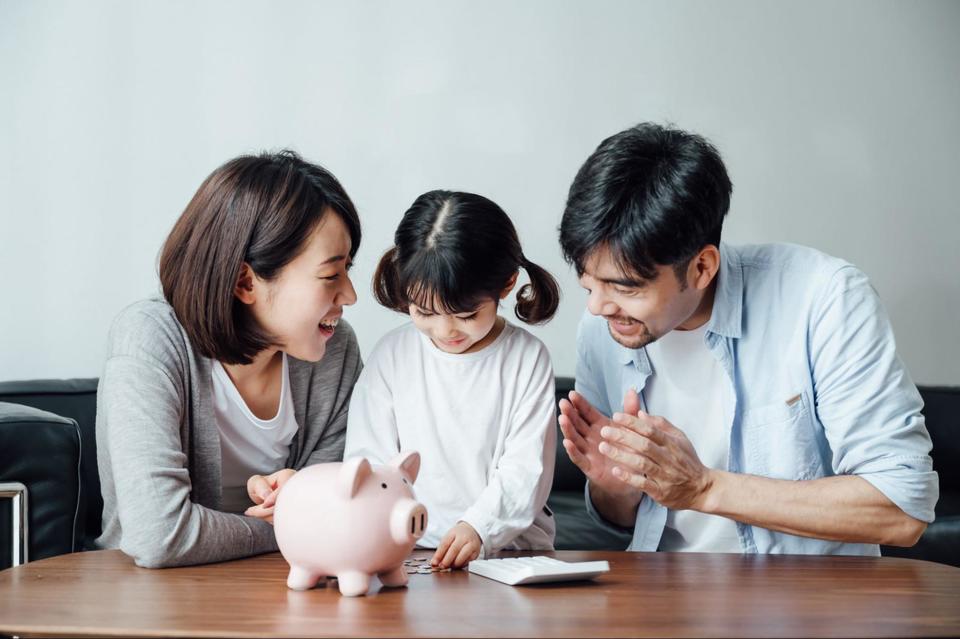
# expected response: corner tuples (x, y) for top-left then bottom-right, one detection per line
(319, 317), (340, 334)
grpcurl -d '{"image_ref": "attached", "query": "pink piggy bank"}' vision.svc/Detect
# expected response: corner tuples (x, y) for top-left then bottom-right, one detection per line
(273, 451), (428, 596)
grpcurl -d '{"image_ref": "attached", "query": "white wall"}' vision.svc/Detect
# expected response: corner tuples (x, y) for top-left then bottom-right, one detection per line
(1, 0), (958, 384)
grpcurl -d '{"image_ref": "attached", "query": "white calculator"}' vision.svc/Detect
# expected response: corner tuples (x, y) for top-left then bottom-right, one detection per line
(467, 556), (610, 586)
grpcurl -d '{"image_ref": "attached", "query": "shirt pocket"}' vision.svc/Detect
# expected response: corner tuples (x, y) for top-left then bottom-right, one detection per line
(741, 393), (824, 480)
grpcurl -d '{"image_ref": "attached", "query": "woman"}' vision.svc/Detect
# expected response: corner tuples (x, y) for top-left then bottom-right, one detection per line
(95, 150), (362, 568)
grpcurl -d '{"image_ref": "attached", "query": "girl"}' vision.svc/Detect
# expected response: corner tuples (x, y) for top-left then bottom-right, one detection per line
(96, 150), (362, 567)
(345, 190), (559, 569)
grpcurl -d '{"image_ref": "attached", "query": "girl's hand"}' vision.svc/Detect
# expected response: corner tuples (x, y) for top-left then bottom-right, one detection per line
(244, 468), (297, 524)
(431, 522), (482, 569)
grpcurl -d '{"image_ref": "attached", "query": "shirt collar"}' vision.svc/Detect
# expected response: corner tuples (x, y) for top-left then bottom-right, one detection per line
(706, 242), (744, 339)
(616, 241), (743, 367)
(618, 341), (641, 366)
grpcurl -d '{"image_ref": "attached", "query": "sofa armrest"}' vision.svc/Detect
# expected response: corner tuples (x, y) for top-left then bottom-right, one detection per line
(0, 402), (81, 568)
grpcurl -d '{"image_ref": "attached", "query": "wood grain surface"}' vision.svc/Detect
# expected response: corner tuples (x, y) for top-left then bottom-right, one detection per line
(1, 549), (958, 637)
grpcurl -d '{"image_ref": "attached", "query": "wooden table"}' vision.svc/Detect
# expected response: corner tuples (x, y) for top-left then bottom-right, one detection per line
(1, 549), (958, 637)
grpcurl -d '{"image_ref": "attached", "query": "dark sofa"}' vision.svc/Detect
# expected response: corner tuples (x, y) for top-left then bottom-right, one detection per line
(0, 377), (956, 569)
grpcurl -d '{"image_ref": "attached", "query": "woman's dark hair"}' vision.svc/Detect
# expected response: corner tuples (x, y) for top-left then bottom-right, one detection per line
(159, 149), (361, 365)
(374, 190), (559, 325)
(559, 122), (732, 283)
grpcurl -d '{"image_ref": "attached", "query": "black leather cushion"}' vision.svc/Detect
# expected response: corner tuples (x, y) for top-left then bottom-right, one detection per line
(917, 387), (960, 493)
(0, 378), (101, 549)
(552, 376), (586, 493)
(0, 402), (81, 569)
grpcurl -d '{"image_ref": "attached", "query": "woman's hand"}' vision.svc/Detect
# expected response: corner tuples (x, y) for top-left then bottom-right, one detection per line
(431, 521), (483, 569)
(244, 468), (297, 524)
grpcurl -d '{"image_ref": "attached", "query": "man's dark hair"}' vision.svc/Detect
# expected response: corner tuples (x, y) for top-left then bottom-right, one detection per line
(374, 190), (560, 325)
(559, 122), (732, 283)
(159, 150), (361, 365)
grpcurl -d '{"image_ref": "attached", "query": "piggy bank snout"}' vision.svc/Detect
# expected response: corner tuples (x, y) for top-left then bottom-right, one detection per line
(390, 498), (428, 544)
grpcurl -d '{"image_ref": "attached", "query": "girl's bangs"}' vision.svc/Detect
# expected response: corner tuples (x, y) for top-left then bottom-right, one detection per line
(402, 254), (488, 315)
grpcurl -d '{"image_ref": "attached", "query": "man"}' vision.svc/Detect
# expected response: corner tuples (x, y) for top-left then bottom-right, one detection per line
(558, 122), (937, 554)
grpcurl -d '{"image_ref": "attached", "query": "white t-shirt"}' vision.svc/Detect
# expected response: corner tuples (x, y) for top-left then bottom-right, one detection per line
(345, 320), (557, 556)
(212, 353), (299, 513)
(643, 323), (741, 553)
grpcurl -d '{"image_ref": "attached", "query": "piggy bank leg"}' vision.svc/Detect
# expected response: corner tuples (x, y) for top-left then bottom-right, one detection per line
(287, 565), (322, 591)
(336, 571), (371, 597)
(378, 565), (409, 588)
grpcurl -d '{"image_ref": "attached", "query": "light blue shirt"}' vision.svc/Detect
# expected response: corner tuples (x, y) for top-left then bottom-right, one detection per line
(579, 242), (938, 555)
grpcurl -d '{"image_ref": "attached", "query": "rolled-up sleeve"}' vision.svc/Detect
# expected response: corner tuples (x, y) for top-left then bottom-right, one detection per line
(810, 266), (938, 523)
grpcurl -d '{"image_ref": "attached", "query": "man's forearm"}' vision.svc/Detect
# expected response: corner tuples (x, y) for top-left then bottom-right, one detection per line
(699, 471), (927, 546)
(590, 483), (644, 529)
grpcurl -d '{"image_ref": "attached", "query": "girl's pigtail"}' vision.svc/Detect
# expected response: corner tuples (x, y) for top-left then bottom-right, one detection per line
(514, 257), (560, 324)
(373, 247), (407, 313)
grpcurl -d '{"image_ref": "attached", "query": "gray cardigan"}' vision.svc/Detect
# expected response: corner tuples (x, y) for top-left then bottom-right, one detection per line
(95, 299), (362, 568)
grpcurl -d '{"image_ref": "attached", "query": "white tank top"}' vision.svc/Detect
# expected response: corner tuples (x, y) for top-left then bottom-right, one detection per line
(211, 353), (298, 513)
(643, 323), (741, 553)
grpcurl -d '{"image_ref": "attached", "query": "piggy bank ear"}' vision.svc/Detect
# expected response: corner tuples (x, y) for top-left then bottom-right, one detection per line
(389, 451), (421, 484)
(339, 457), (373, 499)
